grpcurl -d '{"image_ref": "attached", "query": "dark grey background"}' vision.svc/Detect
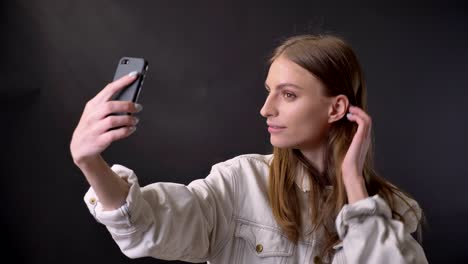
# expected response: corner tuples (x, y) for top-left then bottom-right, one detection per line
(2, 0), (467, 263)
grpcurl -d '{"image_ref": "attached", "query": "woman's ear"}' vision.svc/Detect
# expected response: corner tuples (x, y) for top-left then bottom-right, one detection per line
(328, 95), (349, 123)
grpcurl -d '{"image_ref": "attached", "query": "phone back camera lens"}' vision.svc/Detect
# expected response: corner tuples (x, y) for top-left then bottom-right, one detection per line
(121, 59), (129, 64)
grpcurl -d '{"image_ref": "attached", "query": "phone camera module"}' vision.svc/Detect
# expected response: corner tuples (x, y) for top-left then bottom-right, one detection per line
(121, 59), (129, 64)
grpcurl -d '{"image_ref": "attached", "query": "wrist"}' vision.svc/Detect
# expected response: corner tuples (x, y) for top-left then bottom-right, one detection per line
(344, 177), (369, 204)
(74, 154), (103, 169)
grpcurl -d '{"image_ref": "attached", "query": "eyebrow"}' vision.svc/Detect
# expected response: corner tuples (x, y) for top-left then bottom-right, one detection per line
(264, 82), (303, 90)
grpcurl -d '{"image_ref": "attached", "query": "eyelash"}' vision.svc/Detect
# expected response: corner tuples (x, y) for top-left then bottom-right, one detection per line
(265, 89), (296, 99)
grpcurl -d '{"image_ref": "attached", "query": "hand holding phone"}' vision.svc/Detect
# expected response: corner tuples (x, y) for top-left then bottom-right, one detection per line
(70, 59), (148, 166)
(110, 57), (149, 115)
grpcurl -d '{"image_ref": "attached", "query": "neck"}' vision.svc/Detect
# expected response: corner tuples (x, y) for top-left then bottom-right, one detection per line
(299, 142), (326, 174)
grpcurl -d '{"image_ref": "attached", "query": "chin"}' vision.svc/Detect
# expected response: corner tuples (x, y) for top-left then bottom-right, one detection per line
(270, 138), (299, 149)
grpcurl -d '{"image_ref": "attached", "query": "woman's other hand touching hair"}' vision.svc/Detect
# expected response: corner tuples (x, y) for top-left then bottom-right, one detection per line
(341, 105), (372, 204)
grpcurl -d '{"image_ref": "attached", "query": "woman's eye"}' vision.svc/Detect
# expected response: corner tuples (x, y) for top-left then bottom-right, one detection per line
(284, 92), (296, 99)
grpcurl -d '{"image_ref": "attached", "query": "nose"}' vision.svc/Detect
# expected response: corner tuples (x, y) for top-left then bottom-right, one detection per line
(260, 95), (277, 118)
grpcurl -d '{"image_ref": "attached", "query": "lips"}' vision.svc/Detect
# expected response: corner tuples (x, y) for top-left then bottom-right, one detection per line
(267, 123), (286, 128)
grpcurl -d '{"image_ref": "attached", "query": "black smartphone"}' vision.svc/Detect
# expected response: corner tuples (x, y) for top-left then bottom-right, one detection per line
(110, 57), (149, 115)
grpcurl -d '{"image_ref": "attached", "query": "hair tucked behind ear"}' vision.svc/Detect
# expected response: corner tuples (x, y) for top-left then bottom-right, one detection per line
(266, 34), (425, 261)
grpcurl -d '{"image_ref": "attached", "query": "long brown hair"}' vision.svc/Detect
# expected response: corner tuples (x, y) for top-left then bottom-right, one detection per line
(266, 34), (424, 260)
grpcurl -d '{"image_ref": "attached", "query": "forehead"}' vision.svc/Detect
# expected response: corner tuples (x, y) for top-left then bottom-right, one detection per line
(265, 56), (322, 90)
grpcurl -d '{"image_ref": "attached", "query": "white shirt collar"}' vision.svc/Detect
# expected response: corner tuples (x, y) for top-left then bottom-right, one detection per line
(294, 163), (333, 192)
(295, 164), (311, 192)
(266, 154), (331, 193)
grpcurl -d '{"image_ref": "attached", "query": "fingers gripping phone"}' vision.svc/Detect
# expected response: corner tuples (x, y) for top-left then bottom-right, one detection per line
(110, 57), (149, 115)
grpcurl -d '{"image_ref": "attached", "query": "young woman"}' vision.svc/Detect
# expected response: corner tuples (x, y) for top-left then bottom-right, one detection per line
(70, 34), (428, 263)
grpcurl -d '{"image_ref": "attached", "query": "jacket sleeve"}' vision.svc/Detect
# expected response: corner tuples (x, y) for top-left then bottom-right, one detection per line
(83, 162), (237, 263)
(332, 194), (428, 264)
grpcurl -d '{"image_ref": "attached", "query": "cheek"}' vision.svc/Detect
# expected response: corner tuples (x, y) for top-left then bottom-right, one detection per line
(287, 101), (327, 124)
(289, 106), (329, 134)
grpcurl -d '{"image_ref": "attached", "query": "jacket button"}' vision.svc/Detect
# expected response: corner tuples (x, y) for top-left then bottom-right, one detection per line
(313, 255), (322, 264)
(255, 244), (263, 253)
(89, 197), (97, 205)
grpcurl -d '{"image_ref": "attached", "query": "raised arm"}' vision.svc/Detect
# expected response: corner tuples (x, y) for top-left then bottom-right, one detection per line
(83, 162), (237, 262)
(70, 71), (142, 209)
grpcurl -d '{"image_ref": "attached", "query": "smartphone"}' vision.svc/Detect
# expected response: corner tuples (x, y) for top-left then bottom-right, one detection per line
(110, 57), (149, 115)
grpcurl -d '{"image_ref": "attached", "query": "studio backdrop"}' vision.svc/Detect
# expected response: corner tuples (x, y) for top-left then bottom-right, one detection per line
(2, 0), (467, 263)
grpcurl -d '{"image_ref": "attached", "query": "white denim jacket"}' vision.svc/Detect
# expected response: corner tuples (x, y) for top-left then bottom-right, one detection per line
(83, 153), (428, 263)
